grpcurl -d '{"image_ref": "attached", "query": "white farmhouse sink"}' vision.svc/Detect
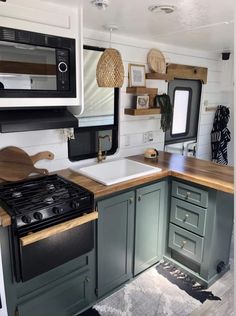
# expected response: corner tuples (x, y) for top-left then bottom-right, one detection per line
(71, 159), (162, 186)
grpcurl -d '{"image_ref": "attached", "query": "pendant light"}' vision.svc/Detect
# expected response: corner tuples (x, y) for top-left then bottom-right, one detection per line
(96, 25), (124, 88)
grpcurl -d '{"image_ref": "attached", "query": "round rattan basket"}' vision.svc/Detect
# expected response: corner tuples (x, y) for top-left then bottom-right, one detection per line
(96, 48), (124, 88)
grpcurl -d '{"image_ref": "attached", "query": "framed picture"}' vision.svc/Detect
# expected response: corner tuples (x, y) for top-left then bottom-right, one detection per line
(128, 64), (146, 87)
(136, 95), (149, 109)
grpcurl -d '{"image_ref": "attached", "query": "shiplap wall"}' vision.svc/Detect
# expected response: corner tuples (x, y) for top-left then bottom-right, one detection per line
(0, 27), (230, 171)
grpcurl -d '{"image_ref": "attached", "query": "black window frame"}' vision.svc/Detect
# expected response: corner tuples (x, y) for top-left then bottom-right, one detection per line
(170, 87), (192, 138)
(68, 45), (119, 161)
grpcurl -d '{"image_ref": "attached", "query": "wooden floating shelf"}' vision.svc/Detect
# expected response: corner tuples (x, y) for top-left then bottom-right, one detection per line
(166, 63), (208, 84)
(126, 87), (158, 94)
(124, 108), (161, 116)
(146, 73), (171, 81)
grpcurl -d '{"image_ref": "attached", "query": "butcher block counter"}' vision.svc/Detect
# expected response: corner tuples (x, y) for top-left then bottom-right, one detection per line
(0, 151), (234, 227)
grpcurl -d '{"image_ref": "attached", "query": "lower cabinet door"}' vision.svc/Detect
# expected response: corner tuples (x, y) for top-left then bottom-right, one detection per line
(17, 270), (92, 316)
(134, 182), (164, 275)
(97, 191), (135, 298)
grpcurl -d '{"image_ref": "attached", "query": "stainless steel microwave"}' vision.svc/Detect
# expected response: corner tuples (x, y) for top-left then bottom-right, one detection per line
(0, 26), (76, 98)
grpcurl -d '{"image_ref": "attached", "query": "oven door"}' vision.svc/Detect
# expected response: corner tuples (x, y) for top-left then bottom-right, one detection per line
(17, 212), (98, 282)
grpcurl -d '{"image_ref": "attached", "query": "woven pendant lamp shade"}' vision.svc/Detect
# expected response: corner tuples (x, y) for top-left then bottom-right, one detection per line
(96, 48), (124, 88)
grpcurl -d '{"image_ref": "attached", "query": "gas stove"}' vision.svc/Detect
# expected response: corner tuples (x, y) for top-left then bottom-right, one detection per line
(0, 174), (94, 231)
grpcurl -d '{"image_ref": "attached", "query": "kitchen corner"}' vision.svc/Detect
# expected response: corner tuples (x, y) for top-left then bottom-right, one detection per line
(0, 0), (234, 315)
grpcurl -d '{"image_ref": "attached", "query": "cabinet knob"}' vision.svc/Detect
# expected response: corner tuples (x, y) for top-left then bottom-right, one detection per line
(183, 214), (189, 222)
(129, 197), (134, 204)
(85, 277), (90, 283)
(138, 195), (142, 202)
(181, 240), (187, 249)
(185, 192), (191, 199)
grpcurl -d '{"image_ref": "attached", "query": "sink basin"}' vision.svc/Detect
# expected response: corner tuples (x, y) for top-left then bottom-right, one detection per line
(71, 159), (162, 186)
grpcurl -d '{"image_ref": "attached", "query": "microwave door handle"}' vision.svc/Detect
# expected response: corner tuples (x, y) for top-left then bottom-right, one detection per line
(20, 211), (98, 247)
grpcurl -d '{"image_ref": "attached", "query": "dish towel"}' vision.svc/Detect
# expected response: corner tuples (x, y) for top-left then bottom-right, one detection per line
(211, 105), (231, 165)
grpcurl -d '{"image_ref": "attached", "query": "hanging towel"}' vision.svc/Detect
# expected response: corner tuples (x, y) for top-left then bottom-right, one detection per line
(211, 105), (231, 165)
(156, 94), (173, 132)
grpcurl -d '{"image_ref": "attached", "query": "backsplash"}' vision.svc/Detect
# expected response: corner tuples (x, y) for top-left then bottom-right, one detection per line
(0, 28), (231, 171)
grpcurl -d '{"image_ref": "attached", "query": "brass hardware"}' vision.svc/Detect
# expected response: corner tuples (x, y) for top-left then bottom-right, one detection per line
(129, 197), (134, 204)
(181, 240), (187, 248)
(97, 135), (112, 163)
(138, 195), (142, 202)
(183, 214), (189, 222)
(185, 192), (191, 199)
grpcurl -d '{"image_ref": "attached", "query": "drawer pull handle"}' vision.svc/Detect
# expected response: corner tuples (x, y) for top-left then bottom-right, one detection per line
(183, 214), (189, 222)
(181, 240), (187, 248)
(185, 192), (191, 199)
(129, 197), (134, 204)
(138, 195), (142, 202)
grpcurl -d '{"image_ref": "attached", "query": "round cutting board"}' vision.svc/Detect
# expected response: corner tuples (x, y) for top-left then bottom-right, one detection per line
(147, 49), (166, 73)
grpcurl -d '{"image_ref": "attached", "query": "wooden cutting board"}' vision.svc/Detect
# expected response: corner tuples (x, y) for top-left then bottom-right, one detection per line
(0, 146), (54, 182)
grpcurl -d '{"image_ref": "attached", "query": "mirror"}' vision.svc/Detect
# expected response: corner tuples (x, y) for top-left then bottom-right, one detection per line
(79, 46), (118, 127)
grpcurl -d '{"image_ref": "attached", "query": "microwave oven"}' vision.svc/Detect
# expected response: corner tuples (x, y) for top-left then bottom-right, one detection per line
(0, 26), (76, 98)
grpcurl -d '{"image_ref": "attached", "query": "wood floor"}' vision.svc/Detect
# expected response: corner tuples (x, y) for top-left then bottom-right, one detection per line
(189, 235), (234, 316)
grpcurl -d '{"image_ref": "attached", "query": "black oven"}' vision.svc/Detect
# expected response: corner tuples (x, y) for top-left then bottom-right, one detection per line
(14, 214), (95, 282)
(0, 26), (76, 98)
(0, 175), (96, 282)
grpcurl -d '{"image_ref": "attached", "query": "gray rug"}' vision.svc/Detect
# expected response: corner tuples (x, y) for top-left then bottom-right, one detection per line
(94, 266), (202, 316)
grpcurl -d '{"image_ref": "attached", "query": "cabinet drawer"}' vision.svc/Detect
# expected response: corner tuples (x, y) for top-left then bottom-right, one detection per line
(170, 198), (207, 236)
(168, 223), (204, 263)
(172, 181), (208, 208)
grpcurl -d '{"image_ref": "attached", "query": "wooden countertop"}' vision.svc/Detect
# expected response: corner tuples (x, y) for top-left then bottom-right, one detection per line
(57, 151), (234, 196)
(0, 151), (234, 227)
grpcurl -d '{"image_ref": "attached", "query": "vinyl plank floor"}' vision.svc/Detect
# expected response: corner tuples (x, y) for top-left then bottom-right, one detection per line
(189, 234), (234, 316)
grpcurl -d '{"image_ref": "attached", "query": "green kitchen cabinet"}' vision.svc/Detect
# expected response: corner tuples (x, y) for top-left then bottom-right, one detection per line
(16, 269), (92, 316)
(165, 179), (234, 288)
(97, 191), (135, 298)
(134, 182), (166, 275)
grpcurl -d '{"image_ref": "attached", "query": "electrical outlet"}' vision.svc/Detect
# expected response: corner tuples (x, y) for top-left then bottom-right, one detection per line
(143, 132), (149, 143)
(204, 100), (208, 107)
(148, 131), (154, 142)
(125, 135), (130, 146)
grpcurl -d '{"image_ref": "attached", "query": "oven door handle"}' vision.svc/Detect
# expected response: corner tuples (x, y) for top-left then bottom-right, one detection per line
(20, 211), (98, 247)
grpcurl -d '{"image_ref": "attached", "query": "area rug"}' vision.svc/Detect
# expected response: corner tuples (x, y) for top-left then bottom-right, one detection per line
(156, 261), (221, 304)
(80, 261), (221, 316)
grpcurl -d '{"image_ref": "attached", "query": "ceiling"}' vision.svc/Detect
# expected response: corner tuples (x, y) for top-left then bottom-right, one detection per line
(42, 0), (234, 53)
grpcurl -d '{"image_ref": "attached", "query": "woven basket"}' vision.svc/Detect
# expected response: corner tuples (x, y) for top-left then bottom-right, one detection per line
(96, 48), (124, 88)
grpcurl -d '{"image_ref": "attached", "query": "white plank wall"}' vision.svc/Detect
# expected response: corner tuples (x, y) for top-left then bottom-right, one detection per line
(0, 27), (230, 171)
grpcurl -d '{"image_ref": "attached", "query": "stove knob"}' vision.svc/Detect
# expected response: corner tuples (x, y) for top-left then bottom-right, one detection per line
(71, 200), (80, 209)
(52, 207), (63, 214)
(21, 215), (32, 224)
(33, 212), (43, 220)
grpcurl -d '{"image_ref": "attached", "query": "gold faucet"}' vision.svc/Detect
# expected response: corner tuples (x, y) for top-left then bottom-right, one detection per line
(97, 135), (112, 163)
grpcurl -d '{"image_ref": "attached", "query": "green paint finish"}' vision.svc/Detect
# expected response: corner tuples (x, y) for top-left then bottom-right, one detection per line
(170, 197), (207, 236)
(167, 180), (234, 288)
(172, 180), (208, 208)
(134, 182), (165, 275)
(168, 223), (204, 264)
(17, 270), (91, 316)
(97, 191), (135, 298)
